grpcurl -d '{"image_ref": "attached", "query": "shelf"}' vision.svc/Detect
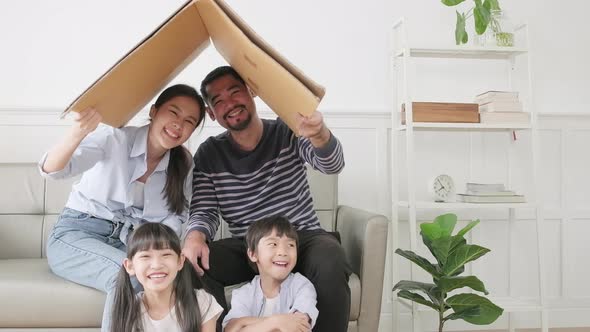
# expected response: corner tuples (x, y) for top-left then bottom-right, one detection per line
(395, 46), (528, 59)
(396, 122), (532, 131)
(398, 296), (542, 313)
(391, 21), (548, 332)
(397, 201), (537, 209)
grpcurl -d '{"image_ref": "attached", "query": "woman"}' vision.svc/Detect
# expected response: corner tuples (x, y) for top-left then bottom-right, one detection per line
(40, 84), (206, 331)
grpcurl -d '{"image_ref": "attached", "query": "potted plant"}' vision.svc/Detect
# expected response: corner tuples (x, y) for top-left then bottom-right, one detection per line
(393, 213), (503, 332)
(441, 0), (513, 47)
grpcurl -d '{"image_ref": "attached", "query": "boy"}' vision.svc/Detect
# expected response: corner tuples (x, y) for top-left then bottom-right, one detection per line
(223, 216), (318, 332)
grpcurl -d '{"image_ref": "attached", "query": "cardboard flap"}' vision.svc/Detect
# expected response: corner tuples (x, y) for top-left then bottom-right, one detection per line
(62, 0), (325, 131)
(62, 1), (210, 127)
(211, 0), (325, 100)
(197, 0), (325, 131)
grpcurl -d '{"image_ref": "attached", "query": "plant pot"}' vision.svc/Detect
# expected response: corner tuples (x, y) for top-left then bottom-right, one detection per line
(495, 32), (514, 47)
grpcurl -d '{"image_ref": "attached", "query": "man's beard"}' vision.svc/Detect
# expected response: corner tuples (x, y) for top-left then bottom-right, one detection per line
(225, 106), (252, 131)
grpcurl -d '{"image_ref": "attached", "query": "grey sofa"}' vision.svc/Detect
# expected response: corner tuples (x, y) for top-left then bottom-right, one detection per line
(0, 163), (388, 332)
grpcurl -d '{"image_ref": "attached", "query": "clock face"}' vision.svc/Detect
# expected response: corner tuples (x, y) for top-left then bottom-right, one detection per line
(431, 174), (455, 202)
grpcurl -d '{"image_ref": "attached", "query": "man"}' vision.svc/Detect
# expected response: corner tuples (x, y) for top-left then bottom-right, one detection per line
(182, 66), (351, 332)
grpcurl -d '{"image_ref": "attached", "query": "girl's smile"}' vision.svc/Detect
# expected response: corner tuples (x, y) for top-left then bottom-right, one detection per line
(124, 247), (185, 294)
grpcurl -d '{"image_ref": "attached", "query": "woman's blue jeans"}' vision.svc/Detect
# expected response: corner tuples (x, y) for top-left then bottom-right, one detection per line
(46, 208), (130, 332)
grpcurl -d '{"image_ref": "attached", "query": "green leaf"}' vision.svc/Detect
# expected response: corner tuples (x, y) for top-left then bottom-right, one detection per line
(397, 290), (439, 311)
(456, 219), (479, 238)
(444, 305), (481, 322)
(421, 213), (457, 241)
(447, 294), (504, 325)
(443, 244), (490, 276)
(449, 220), (479, 254)
(450, 265), (465, 276)
(449, 236), (467, 254)
(395, 249), (441, 277)
(393, 280), (442, 305)
(454, 11), (468, 45)
(420, 224), (441, 241)
(485, 0), (501, 10)
(441, 0), (466, 6)
(438, 276), (489, 294)
(474, 0), (491, 35)
(429, 236), (454, 266)
(421, 214), (458, 263)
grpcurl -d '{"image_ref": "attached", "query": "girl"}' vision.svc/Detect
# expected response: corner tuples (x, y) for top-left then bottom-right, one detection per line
(112, 222), (222, 332)
(40, 84), (206, 331)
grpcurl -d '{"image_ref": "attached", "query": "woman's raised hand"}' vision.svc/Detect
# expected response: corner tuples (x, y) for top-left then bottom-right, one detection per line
(41, 107), (103, 174)
(70, 108), (102, 140)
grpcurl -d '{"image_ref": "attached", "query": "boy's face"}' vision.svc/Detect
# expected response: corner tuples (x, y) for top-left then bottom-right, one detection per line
(247, 230), (297, 283)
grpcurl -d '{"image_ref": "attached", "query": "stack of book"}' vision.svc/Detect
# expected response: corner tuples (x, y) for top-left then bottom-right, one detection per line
(457, 183), (526, 203)
(401, 102), (479, 124)
(475, 91), (530, 124)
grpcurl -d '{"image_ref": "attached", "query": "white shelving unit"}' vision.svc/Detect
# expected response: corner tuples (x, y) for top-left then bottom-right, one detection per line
(389, 19), (548, 332)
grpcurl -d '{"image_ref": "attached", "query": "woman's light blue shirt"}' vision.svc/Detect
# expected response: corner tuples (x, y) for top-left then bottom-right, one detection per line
(39, 125), (192, 239)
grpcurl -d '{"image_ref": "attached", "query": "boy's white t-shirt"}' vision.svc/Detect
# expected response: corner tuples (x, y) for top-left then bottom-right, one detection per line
(139, 289), (223, 332)
(261, 296), (278, 317)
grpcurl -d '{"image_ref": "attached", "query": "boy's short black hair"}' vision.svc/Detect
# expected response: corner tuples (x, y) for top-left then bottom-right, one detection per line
(245, 216), (299, 253)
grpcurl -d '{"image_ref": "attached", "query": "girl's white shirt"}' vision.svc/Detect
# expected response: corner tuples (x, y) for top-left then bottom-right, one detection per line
(139, 289), (223, 331)
(39, 125), (193, 238)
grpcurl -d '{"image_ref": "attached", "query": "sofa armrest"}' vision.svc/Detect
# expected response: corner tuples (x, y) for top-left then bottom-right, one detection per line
(336, 205), (389, 332)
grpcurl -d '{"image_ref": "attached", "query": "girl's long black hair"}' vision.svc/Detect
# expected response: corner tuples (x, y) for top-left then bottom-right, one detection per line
(152, 84), (206, 215)
(110, 223), (205, 332)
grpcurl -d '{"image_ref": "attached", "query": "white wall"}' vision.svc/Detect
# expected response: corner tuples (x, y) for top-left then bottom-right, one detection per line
(0, 0), (390, 113)
(1, 1), (588, 114)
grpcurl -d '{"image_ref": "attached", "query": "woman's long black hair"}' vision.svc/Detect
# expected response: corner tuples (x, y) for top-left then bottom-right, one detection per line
(152, 84), (206, 215)
(110, 223), (205, 332)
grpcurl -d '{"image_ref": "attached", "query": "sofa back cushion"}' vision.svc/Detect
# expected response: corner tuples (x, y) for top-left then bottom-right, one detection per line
(0, 164), (45, 259)
(0, 163), (338, 259)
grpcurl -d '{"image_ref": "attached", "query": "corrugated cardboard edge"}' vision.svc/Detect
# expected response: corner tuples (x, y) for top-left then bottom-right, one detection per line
(212, 0), (325, 100)
(62, 0), (210, 127)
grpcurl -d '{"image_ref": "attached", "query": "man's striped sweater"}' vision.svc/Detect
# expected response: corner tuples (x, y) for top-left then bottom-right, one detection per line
(187, 118), (344, 240)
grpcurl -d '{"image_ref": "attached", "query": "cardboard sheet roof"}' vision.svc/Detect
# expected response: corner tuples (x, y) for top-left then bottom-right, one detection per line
(63, 0), (325, 131)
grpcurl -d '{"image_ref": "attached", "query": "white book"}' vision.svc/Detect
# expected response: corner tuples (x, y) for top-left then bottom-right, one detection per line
(475, 91), (519, 105)
(465, 190), (517, 196)
(457, 194), (526, 203)
(479, 111), (530, 124)
(466, 183), (506, 192)
(478, 101), (523, 112)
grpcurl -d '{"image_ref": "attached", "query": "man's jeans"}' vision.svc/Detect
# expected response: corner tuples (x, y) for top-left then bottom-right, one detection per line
(46, 208), (130, 332)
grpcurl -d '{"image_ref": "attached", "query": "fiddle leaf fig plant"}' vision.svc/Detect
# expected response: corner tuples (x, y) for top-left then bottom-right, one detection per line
(393, 213), (503, 332)
(442, 0), (501, 45)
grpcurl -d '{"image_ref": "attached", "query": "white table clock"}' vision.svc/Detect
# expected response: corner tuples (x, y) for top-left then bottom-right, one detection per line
(429, 174), (455, 202)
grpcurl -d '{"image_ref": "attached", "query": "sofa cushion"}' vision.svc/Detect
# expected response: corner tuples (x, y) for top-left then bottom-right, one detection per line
(0, 259), (104, 328)
(45, 177), (79, 215)
(348, 272), (361, 320)
(0, 164), (44, 214)
(42, 215), (60, 258)
(0, 216), (43, 259)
